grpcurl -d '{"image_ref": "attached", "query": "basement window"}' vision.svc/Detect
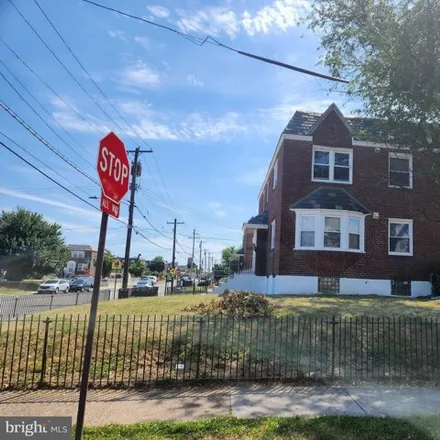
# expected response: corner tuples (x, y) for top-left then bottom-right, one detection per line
(318, 277), (340, 294)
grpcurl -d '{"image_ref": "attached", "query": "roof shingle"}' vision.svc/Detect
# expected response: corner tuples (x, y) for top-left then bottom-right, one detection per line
(290, 187), (370, 214)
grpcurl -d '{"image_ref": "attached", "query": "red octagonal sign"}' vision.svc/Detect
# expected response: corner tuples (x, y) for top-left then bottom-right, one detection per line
(97, 132), (130, 205)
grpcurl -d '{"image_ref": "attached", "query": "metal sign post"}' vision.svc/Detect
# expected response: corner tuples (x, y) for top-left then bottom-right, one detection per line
(75, 132), (129, 440)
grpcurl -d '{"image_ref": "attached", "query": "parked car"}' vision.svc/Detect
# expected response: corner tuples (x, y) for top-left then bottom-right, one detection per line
(134, 279), (154, 288)
(180, 276), (192, 287)
(69, 277), (93, 292)
(142, 275), (157, 285)
(37, 279), (70, 294)
(198, 278), (211, 287)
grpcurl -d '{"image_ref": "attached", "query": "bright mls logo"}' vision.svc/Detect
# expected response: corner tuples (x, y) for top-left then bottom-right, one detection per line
(1, 417), (71, 439)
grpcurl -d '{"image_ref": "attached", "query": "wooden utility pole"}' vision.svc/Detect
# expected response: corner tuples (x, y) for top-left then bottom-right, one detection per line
(167, 218), (184, 291)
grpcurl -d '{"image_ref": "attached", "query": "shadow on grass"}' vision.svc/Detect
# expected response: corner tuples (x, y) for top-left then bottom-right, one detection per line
(83, 416), (438, 439)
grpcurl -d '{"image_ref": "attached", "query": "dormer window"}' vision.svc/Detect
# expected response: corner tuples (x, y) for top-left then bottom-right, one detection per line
(312, 146), (353, 184)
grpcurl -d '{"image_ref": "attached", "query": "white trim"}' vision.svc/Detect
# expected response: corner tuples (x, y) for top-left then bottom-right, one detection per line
(388, 218), (413, 256)
(352, 139), (388, 148)
(258, 133), (313, 199)
(388, 152), (413, 189)
(272, 159), (278, 189)
(312, 145), (353, 184)
(270, 219), (276, 249)
(294, 209), (366, 253)
(242, 223), (268, 232)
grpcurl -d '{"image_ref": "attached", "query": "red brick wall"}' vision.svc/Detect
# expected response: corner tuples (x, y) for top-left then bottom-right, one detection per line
(272, 110), (440, 281)
(243, 231), (254, 270)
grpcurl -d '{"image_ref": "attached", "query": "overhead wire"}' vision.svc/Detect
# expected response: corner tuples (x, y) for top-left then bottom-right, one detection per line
(0, 100), (100, 186)
(0, 37), (108, 136)
(0, 68), (96, 170)
(81, 0), (349, 84)
(0, 59), (96, 163)
(31, 0), (178, 212)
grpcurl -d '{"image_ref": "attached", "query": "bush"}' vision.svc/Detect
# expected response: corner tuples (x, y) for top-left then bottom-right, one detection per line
(183, 289), (274, 317)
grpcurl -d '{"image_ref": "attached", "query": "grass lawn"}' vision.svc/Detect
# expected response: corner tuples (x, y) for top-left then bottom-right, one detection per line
(0, 287), (32, 295)
(83, 416), (440, 440)
(38, 294), (440, 319)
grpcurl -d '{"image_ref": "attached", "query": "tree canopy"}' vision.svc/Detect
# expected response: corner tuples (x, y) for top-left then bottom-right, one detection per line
(102, 250), (114, 279)
(308, 0), (440, 153)
(128, 260), (146, 278)
(0, 208), (68, 280)
(149, 256), (165, 273)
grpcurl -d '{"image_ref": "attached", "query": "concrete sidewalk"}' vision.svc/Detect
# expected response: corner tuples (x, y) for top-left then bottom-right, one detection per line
(1, 385), (440, 426)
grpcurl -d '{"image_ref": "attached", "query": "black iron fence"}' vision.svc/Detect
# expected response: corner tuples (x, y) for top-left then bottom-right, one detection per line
(166, 286), (208, 295)
(0, 289), (112, 317)
(1, 314), (440, 389)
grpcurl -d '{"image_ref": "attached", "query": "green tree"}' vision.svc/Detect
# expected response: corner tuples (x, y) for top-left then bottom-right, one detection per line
(0, 208), (68, 280)
(128, 260), (146, 277)
(149, 256), (165, 273)
(221, 246), (241, 273)
(308, 0), (440, 160)
(102, 250), (114, 279)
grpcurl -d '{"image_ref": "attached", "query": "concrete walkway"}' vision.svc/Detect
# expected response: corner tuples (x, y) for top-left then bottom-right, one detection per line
(1, 385), (440, 426)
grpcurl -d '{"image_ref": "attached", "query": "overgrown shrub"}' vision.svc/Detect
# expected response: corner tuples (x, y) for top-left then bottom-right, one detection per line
(183, 289), (274, 317)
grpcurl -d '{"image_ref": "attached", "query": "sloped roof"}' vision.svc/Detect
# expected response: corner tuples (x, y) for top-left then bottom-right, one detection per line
(247, 211), (268, 225)
(67, 244), (95, 251)
(290, 187), (370, 214)
(284, 104), (378, 141)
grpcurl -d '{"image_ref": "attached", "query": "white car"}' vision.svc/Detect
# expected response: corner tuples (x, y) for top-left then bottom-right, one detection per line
(143, 276), (157, 285)
(135, 279), (154, 288)
(38, 279), (70, 294)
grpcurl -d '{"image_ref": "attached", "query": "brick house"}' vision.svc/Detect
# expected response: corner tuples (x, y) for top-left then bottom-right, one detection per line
(216, 104), (440, 297)
(66, 245), (97, 277)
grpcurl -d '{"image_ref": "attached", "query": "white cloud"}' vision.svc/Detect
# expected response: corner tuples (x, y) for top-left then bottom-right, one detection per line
(121, 61), (161, 88)
(176, 7), (239, 39)
(134, 36), (149, 50)
(174, 1), (308, 39)
(237, 168), (267, 186)
(242, 0), (309, 36)
(187, 74), (204, 87)
(208, 201), (227, 218)
(108, 30), (127, 41)
(147, 5), (170, 18)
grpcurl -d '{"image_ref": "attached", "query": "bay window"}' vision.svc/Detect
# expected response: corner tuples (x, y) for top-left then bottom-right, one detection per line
(295, 210), (365, 253)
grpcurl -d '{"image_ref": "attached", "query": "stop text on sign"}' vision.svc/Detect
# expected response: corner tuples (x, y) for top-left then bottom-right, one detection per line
(98, 146), (129, 188)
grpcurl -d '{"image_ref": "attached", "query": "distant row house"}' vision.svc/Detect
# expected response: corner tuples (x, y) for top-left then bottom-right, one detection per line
(216, 104), (440, 298)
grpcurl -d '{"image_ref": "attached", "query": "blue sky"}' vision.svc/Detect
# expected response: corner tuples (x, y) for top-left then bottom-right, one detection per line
(0, 0), (348, 264)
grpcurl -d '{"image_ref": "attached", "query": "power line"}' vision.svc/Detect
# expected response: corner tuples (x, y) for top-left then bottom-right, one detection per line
(7, 0), (130, 137)
(81, 0), (349, 84)
(32, 0), (178, 216)
(0, 67), (96, 169)
(0, 99), (99, 186)
(0, 131), (96, 199)
(0, 37), (108, 136)
(0, 140), (104, 213)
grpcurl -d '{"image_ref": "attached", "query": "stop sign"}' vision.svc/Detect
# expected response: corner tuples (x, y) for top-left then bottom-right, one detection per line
(97, 132), (130, 204)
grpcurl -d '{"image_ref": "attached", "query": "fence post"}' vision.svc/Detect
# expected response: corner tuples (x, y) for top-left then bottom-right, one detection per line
(39, 318), (52, 387)
(75, 291), (80, 306)
(195, 318), (204, 379)
(49, 294), (54, 311)
(331, 315), (336, 380)
(12, 296), (19, 317)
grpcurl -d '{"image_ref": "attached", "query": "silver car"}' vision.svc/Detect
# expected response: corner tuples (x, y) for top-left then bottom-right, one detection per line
(37, 279), (70, 294)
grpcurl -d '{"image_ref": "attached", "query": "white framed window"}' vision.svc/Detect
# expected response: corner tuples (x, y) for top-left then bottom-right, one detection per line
(389, 219), (413, 256)
(71, 251), (85, 259)
(312, 146), (353, 184)
(272, 159), (278, 189)
(266, 183), (269, 203)
(294, 210), (365, 253)
(389, 153), (412, 188)
(270, 219), (276, 249)
(300, 215), (315, 247)
(77, 263), (88, 272)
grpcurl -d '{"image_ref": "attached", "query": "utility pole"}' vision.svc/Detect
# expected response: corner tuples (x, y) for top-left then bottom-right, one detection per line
(204, 249), (207, 276)
(199, 241), (203, 274)
(122, 146), (152, 290)
(167, 218), (184, 291)
(187, 229), (200, 294)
